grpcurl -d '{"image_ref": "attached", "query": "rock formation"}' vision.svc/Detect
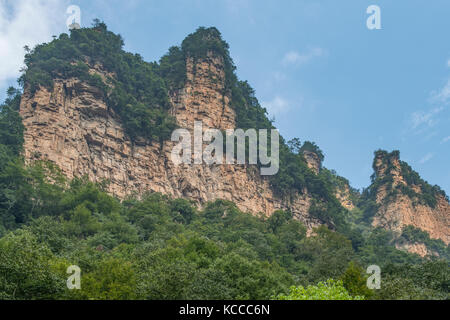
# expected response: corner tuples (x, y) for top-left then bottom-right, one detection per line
(371, 151), (449, 245)
(302, 150), (321, 175)
(19, 52), (321, 230)
(18, 29), (448, 250)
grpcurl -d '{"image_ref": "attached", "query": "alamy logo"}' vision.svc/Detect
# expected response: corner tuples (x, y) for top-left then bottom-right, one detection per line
(366, 265), (381, 289)
(66, 5), (81, 30)
(366, 5), (382, 30)
(171, 121), (280, 176)
(67, 265), (81, 290)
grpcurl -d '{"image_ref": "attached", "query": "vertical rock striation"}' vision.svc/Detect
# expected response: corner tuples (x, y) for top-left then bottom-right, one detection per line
(20, 53), (321, 230)
(371, 151), (449, 245)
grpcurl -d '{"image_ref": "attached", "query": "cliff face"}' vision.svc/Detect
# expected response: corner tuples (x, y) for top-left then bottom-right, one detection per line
(302, 150), (356, 210)
(17, 27), (449, 248)
(302, 151), (321, 175)
(19, 53), (321, 230)
(395, 242), (438, 258)
(335, 183), (355, 211)
(371, 152), (450, 245)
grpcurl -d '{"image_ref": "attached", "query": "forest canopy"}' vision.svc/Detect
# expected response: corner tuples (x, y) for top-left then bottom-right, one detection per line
(1, 22), (448, 300)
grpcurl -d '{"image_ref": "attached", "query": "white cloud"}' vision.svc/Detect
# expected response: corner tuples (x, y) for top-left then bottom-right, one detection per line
(431, 79), (450, 104)
(441, 136), (450, 144)
(0, 0), (68, 89)
(282, 47), (324, 67)
(404, 60), (450, 148)
(408, 78), (450, 134)
(261, 96), (290, 116)
(447, 59), (450, 68)
(410, 106), (443, 130)
(419, 153), (434, 164)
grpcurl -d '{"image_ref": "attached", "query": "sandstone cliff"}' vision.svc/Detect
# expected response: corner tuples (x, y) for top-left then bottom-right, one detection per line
(335, 183), (356, 211)
(395, 242), (438, 258)
(302, 151), (321, 175)
(302, 151), (356, 211)
(370, 151), (450, 246)
(19, 52), (321, 230)
(17, 27), (449, 250)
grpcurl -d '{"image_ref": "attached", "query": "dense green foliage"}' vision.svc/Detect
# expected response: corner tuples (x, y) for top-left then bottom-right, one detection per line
(0, 97), (446, 300)
(1, 173), (447, 300)
(157, 26), (351, 229)
(1, 24), (448, 300)
(0, 88), (24, 158)
(0, 109), (446, 300)
(20, 22), (347, 229)
(339, 262), (374, 298)
(376, 260), (449, 299)
(275, 280), (364, 300)
(20, 20), (176, 142)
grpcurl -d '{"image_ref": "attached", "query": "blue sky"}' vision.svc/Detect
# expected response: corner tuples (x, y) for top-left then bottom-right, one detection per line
(1, 0), (449, 194)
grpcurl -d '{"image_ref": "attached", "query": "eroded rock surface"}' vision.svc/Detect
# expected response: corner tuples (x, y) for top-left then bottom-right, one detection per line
(20, 54), (321, 230)
(372, 152), (450, 245)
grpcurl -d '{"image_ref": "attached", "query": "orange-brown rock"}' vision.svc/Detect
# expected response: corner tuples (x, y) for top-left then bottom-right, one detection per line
(373, 194), (449, 244)
(19, 53), (321, 231)
(302, 151), (321, 175)
(395, 241), (438, 258)
(371, 152), (450, 244)
(335, 184), (355, 211)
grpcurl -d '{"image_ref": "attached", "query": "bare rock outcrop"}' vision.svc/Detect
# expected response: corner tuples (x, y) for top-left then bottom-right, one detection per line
(335, 184), (355, 211)
(302, 151), (321, 175)
(395, 241), (439, 258)
(371, 152), (450, 245)
(20, 53), (321, 230)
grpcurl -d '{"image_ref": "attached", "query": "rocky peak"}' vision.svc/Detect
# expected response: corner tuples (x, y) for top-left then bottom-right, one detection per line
(373, 150), (399, 177)
(302, 150), (321, 175)
(171, 52), (235, 131)
(19, 29), (323, 232)
(370, 150), (449, 245)
(17, 25), (448, 248)
(372, 150), (405, 187)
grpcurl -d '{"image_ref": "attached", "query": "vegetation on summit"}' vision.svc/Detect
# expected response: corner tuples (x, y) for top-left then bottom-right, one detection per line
(0, 22), (448, 300)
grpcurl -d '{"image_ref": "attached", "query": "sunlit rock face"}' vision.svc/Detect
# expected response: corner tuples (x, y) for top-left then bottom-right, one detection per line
(371, 152), (449, 246)
(20, 53), (321, 231)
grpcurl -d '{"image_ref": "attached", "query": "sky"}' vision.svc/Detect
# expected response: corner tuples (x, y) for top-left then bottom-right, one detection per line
(0, 0), (449, 194)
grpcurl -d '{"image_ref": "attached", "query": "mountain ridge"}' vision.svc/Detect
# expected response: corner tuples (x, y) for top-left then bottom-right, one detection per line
(16, 23), (450, 255)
